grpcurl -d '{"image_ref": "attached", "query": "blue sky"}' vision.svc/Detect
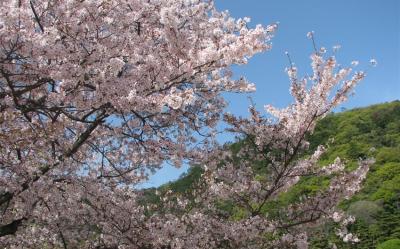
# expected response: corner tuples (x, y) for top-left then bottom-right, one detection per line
(141, 0), (400, 188)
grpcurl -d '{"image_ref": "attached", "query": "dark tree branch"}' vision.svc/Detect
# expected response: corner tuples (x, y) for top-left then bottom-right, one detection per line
(0, 218), (26, 237)
(30, 1), (44, 33)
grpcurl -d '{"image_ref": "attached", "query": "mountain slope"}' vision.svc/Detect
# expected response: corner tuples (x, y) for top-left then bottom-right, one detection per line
(307, 101), (400, 248)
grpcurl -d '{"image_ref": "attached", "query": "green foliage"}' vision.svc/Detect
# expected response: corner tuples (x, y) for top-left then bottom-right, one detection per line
(161, 166), (203, 193)
(377, 239), (400, 249)
(376, 148), (400, 164)
(347, 200), (383, 224)
(306, 101), (400, 248)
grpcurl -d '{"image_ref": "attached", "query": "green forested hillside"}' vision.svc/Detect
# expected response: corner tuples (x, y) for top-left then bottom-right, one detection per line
(145, 101), (400, 248)
(307, 101), (400, 248)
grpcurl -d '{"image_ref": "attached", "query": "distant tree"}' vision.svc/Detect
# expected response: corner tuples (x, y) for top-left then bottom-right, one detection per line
(377, 239), (400, 249)
(0, 0), (371, 248)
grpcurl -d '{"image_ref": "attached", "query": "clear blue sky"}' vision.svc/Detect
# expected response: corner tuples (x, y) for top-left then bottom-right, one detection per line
(140, 0), (400, 188)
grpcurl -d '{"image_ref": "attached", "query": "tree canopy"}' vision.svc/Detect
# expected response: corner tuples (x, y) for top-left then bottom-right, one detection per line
(0, 1), (374, 248)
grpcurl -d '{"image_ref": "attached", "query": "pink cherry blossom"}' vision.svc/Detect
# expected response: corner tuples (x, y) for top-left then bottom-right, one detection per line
(0, 1), (371, 248)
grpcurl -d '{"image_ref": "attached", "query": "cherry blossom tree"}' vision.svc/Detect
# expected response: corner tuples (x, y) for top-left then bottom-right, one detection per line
(0, 0), (371, 248)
